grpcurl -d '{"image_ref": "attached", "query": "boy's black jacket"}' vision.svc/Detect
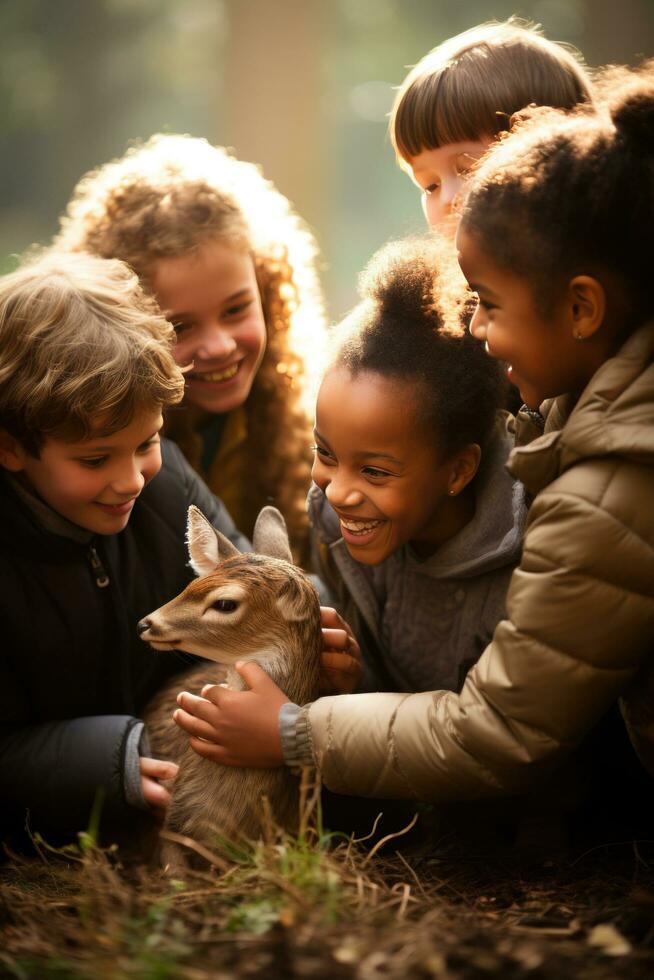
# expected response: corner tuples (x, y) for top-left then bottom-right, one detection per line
(0, 439), (250, 840)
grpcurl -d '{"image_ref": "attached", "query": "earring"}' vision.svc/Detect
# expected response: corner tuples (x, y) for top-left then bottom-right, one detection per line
(448, 489), (456, 496)
(574, 329), (584, 341)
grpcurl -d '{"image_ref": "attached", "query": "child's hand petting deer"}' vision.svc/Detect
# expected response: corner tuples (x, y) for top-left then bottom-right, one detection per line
(173, 605), (362, 768)
(318, 606), (363, 695)
(174, 664), (288, 768)
(140, 757), (179, 811)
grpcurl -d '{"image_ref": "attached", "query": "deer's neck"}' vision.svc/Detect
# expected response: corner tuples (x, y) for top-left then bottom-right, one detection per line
(224, 646), (284, 692)
(225, 634), (320, 705)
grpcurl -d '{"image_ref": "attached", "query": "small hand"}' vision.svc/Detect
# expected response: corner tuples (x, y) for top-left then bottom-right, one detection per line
(320, 606), (362, 695)
(140, 756), (179, 811)
(173, 662), (288, 767)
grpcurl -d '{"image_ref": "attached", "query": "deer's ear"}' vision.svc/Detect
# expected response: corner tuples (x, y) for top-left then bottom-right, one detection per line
(186, 505), (240, 576)
(276, 578), (308, 621)
(252, 506), (293, 564)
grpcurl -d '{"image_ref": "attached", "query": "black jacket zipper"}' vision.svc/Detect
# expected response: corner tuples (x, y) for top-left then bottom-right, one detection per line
(88, 542), (110, 588)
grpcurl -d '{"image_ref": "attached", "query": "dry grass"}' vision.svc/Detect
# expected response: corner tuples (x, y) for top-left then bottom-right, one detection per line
(2, 778), (654, 979)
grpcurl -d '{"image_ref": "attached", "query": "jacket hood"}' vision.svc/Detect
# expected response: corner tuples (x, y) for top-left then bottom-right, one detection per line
(308, 417), (526, 581)
(510, 321), (654, 496)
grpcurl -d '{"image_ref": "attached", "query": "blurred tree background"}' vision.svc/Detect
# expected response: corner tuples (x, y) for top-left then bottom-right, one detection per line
(1, 0), (653, 317)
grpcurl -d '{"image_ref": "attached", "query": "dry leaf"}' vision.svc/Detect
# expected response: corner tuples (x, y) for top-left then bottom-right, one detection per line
(587, 923), (632, 956)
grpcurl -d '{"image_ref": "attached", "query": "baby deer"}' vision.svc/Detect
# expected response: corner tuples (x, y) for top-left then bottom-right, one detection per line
(139, 505), (321, 855)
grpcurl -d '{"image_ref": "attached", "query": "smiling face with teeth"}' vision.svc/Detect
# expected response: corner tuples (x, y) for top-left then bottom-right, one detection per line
(457, 229), (593, 410)
(150, 239), (267, 415)
(312, 367), (478, 564)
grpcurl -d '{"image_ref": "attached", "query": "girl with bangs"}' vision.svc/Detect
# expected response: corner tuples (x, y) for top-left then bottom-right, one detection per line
(55, 135), (326, 563)
(389, 19), (594, 231)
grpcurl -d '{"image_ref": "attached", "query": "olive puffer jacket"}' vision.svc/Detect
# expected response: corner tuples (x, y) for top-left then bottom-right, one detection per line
(288, 322), (654, 800)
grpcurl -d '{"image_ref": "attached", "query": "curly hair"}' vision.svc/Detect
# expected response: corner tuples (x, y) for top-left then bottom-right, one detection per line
(330, 236), (504, 462)
(54, 135), (327, 562)
(390, 18), (593, 167)
(459, 61), (654, 332)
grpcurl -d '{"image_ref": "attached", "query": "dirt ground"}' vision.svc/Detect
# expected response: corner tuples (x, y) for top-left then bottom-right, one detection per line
(2, 804), (654, 980)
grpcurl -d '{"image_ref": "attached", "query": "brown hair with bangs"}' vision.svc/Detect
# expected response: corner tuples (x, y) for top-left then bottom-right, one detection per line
(390, 19), (593, 166)
(0, 251), (184, 455)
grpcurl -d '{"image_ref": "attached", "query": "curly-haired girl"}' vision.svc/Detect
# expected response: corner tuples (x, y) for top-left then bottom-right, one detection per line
(54, 134), (327, 561)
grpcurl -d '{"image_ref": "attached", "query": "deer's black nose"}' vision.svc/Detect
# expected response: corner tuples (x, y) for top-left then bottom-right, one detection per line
(137, 619), (150, 636)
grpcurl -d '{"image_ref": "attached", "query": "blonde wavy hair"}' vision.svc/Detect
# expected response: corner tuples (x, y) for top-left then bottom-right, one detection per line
(54, 135), (327, 560)
(0, 251), (184, 455)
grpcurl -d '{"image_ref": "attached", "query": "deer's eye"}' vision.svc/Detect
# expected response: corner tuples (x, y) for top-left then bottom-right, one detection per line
(212, 599), (239, 613)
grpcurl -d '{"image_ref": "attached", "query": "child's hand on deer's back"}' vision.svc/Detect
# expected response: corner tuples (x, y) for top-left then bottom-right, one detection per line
(140, 757), (179, 811)
(320, 606), (363, 695)
(173, 663), (289, 767)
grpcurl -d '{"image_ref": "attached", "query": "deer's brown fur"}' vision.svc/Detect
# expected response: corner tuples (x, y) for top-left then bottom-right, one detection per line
(139, 506), (321, 857)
